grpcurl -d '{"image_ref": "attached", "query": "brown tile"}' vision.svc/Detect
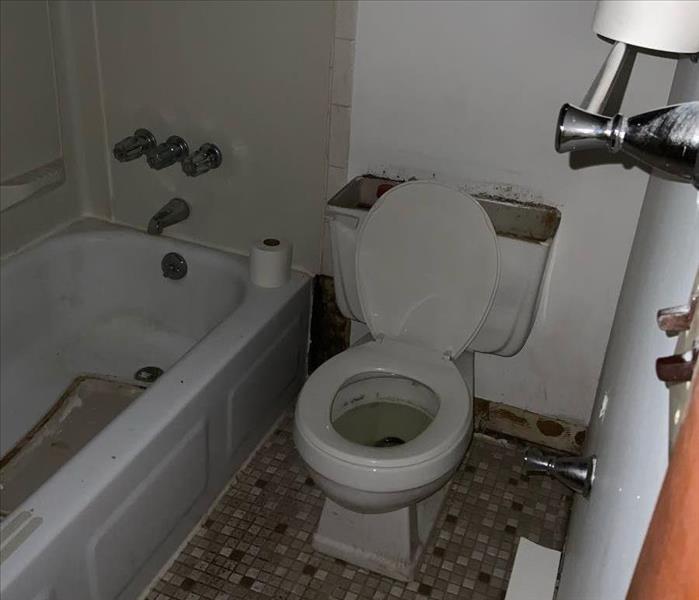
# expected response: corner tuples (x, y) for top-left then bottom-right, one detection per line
(181, 577), (195, 591)
(144, 415), (573, 600)
(418, 582), (432, 594)
(230, 549), (245, 562)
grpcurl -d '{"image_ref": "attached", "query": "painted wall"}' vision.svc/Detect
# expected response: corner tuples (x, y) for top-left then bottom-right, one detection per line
(348, 0), (676, 422)
(557, 59), (699, 600)
(0, 0), (83, 255)
(85, 0), (335, 273)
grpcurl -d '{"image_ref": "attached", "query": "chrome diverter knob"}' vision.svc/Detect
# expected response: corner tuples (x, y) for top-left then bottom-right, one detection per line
(113, 128), (157, 162)
(181, 143), (223, 177)
(147, 136), (189, 170)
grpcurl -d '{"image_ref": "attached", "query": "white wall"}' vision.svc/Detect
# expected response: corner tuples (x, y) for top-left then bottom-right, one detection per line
(348, 0), (676, 422)
(0, 1), (61, 181)
(87, 0), (334, 273)
(0, 0), (83, 255)
(557, 59), (699, 600)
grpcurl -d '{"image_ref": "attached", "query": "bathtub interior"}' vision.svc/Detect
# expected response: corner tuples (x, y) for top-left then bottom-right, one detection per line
(0, 227), (247, 460)
(0, 375), (146, 516)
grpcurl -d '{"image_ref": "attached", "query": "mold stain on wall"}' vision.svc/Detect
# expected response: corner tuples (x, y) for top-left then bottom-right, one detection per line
(308, 275), (351, 373)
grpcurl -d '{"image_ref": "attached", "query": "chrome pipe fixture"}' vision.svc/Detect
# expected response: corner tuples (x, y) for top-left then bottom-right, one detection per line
(523, 448), (596, 497)
(146, 135), (189, 170)
(113, 128), (157, 162)
(555, 102), (699, 188)
(147, 198), (190, 235)
(182, 143), (223, 177)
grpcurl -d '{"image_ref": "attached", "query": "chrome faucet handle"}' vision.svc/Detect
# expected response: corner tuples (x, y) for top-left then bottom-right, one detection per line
(113, 128), (157, 162)
(523, 447), (596, 497)
(555, 102), (699, 186)
(147, 136), (189, 170)
(182, 143), (223, 177)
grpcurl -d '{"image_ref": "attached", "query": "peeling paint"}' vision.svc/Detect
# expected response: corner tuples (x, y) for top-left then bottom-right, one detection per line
(474, 397), (587, 455)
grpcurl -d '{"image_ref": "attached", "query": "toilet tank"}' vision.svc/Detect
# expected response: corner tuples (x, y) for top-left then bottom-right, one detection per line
(327, 176), (561, 357)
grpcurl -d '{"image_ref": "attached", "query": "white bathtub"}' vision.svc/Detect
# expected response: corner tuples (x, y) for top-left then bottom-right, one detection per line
(0, 219), (310, 600)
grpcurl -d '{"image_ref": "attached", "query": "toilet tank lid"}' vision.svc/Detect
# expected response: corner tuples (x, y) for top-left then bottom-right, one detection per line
(355, 181), (500, 357)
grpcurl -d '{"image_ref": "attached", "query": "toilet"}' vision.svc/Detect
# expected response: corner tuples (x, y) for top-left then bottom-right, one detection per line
(294, 180), (558, 580)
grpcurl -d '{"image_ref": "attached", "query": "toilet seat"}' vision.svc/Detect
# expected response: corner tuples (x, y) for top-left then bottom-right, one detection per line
(356, 181), (500, 357)
(295, 339), (471, 494)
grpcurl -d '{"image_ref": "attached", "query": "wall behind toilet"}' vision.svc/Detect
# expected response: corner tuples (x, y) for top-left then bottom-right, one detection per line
(347, 0), (676, 423)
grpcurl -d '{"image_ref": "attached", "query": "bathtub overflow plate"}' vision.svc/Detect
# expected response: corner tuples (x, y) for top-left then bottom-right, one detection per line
(162, 252), (187, 280)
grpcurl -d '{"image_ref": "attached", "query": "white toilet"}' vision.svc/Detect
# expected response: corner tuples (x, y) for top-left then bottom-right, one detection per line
(294, 180), (558, 580)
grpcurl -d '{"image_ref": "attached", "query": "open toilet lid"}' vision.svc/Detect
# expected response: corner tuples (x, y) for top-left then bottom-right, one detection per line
(355, 181), (500, 357)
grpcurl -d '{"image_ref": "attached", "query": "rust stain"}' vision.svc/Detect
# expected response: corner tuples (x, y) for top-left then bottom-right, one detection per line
(537, 419), (565, 437)
(473, 398), (489, 418)
(493, 408), (528, 427)
(575, 430), (586, 447)
(49, 440), (70, 451)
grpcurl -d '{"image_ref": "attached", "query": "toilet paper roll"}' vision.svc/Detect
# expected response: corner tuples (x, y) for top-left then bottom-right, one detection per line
(249, 238), (292, 288)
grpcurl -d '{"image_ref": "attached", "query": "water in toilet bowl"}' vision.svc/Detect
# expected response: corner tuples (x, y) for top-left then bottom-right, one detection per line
(330, 373), (438, 448)
(333, 401), (432, 447)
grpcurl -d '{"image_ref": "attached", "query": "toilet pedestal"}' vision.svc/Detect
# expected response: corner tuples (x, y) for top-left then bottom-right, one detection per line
(313, 485), (449, 581)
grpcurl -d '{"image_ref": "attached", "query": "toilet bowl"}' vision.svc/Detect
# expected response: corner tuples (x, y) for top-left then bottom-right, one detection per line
(294, 339), (472, 513)
(294, 181), (503, 580)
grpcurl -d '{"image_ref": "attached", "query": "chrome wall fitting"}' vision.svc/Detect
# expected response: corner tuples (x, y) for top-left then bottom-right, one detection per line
(113, 128), (157, 162)
(147, 135), (189, 170)
(555, 102), (699, 188)
(182, 143), (223, 177)
(523, 448), (596, 497)
(134, 366), (164, 383)
(148, 198), (190, 235)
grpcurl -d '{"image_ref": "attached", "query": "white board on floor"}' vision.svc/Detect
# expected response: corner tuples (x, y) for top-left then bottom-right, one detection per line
(504, 537), (561, 600)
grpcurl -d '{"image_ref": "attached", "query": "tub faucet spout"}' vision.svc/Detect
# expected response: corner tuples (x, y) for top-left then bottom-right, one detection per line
(148, 198), (190, 235)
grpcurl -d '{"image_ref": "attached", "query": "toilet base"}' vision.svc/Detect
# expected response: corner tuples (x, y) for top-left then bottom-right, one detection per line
(312, 484), (450, 581)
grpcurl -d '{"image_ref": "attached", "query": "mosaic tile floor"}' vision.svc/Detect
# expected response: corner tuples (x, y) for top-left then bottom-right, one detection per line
(145, 413), (572, 600)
